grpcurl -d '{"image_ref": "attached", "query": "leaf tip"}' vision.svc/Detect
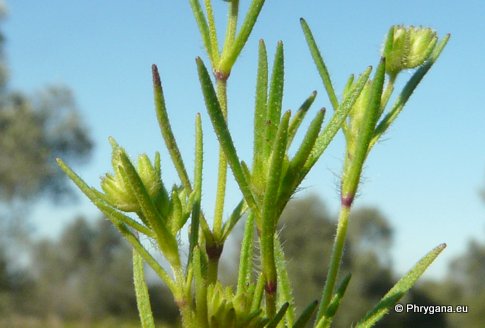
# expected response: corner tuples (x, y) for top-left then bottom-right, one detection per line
(152, 64), (161, 85)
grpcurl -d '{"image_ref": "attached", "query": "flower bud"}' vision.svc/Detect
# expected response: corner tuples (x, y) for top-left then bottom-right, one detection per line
(101, 144), (164, 213)
(383, 25), (437, 77)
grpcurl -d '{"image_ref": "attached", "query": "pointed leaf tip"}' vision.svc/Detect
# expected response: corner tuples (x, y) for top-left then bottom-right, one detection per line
(152, 64), (161, 84)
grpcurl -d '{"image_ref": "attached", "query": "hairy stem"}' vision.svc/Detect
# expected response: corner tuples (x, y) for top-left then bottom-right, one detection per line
(209, 76), (229, 285)
(316, 205), (351, 321)
(213, 78), (228, 238)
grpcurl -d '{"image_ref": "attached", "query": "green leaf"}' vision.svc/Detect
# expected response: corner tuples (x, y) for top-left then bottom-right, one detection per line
(152, 64), (192, 193)
(253, 39), (269, 180)
(287, 90), (318, 148)
(204, 0), (220, 64)
(300, 18), (339, 111)
(316, 273), (351, 328)
(251, 273), (266, 312)
(222, 200), (246, 240)
(56, 158), (153, 237)
(196, 57), (258, 213)
(236, 212), (256, 294)
(356, 243), (446, 328)
(133, 250), (156, 328)
(275, 109), (325, 214)
(170, 188), (184, 233)
(221, 0), (240, 61)
(264, 41), (285, 160)
(304, 66), (372, 172)
(275, 238), (295, 327)
(266, 302), (289, 328)
(290, 108), (325, 174)
(189, 114), (203, 265)
(241, 160), (253, 193)
(292, 300), (318, 328)
(118, 151), (180, 268)
(189, 0), (214, 64)
(118, 223), (176, 294)
(194, 246), (209, 328)
(260, 111), (290, 285)
(219, 0), (267, 73)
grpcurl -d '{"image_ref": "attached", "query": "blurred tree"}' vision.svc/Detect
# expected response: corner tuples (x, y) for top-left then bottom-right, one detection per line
(0, 0), (92, 314)
(0, 2), (92, 203)
(29, 216), (179, 324)
(0, 87), (92, 201)
(444, 240), (485, 327)
(30, 216), (137, 320)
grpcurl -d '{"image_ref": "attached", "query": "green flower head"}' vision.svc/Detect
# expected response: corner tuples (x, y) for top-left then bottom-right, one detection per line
(383, 25), (437, 77)
(100, 138), (164, 212)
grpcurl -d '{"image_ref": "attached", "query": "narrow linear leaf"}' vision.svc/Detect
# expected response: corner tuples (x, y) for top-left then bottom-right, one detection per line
(196, 57), (258, 212)
(261, 112), (290, 285)
(57, 159), (153, 237)
(152, 65), (192, 192)
(219, 0), (266, 73)
(189, 114), (203, 264)
(236, 212), (256, 294)
(118, 152), (180, 268)
(316, 273), (352, 328)
(241, 309), (263, 327)
(170, 189), (183, 233)
(189, 0), (214, 64)
(253, 39), (269, 177)
(266, 302), (289, 328)
(194, 247), (209, 328)
(204, 0), (220, 64)
(325, 273), (351, 319)
(275, 108), (325, 215)
(221, 0), (239, 60)
(304, 66), (372, 171)
(287, 90), (318, 148)
(133, 250), (156, 328)
(241, 160), (253, 192)
(292, 300), (318, 328)
(264, 41), (285, 160)
(222, 200), (246, 240)
(356, 243), (447, 328)
(300, 18), (339, 111)
(251, 273), (266, 312)
(119, 223), (176, 293)
(275, 238), (295, 327)
(290, 108), (325, 173)
(341, 75), (355, 139)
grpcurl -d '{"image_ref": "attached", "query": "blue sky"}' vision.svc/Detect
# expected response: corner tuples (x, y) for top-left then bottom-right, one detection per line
(4, 1), (485, 279)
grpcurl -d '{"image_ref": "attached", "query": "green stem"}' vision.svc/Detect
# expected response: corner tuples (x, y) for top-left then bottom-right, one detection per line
(213, 78), (228, 238)
(207, 257), (220, 284)
(316, 205), (350, 321)
(265, 283), (277, 318)
(174, 268), (194, 328)
(209, 76), (229, 285)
